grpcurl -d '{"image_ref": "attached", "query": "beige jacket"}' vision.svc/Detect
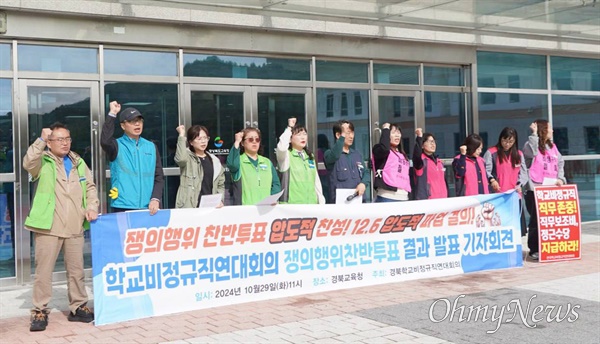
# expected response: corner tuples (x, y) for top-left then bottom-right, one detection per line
(23, 139), (99, 238)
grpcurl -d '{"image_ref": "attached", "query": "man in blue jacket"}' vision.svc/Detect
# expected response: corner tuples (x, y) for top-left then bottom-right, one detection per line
(101, 101), (164, 214)
(324, 120), (370, 203)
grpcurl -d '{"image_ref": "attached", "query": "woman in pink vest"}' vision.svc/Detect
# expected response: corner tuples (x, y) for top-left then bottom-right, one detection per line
(413, 128), (448, 200)
(372, 123), (411, 202)
(483, 127), (528, 236)
(452, 134), (488, 196)
(523, 120), (566, 261)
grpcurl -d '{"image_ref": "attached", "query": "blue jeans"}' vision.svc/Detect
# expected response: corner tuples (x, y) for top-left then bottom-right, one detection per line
(375, 196), (404, 203)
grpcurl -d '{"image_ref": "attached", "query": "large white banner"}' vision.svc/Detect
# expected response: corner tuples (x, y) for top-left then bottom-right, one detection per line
(92, 192), (522, 325)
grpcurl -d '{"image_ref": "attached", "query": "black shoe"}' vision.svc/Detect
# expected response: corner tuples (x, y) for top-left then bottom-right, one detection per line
(529, 252), (539, 261)
(67, 305), (94, 323)
(30, 311), (48, 332)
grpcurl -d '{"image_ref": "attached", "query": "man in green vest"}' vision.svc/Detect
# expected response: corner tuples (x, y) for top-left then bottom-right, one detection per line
(23, 123), (99, 332)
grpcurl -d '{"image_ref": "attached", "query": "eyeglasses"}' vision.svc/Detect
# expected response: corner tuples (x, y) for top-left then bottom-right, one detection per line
(49, 137), (72, 143)
(195, 136), (210, 142)
(245, 137), (261, 143)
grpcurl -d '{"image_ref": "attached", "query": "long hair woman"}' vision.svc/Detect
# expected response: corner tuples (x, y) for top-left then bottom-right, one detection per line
(483, 127), (528, 235)
(523, 119), (566, 260)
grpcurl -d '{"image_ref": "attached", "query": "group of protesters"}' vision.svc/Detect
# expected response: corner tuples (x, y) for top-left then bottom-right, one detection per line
(24, 100), (565, 331)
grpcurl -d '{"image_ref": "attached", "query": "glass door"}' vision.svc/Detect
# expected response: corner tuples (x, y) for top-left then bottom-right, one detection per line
(186, 85), (310, 205)
(18, 80), (100, 282)
(372, 91), (420, 154)
(253, 87), (310, 163)
(185, 85), (248, 206)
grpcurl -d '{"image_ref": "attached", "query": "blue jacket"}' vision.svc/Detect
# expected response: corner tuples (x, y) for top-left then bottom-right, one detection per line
(110, 135), (157, 209)
(325, 136), (369, 203)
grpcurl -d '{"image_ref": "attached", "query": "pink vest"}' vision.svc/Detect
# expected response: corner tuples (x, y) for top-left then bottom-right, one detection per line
(488, 147), (521, 192)
(414, 154), (447, 199)
(380, 150), (411, 192)
(529, 144), (560, 184)
(455, 155), (489, 196)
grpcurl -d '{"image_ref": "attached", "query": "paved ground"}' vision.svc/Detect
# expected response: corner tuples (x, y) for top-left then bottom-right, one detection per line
(1, 222), (598, 344)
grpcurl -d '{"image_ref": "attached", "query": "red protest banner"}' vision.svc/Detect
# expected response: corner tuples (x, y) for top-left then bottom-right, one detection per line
(534, 185), (582, 262)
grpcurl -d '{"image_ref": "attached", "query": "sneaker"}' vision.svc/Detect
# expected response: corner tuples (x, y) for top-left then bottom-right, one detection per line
(67, 305), (94, 323)
(529, 252), (539, 261)
(30, 311), (48, 332)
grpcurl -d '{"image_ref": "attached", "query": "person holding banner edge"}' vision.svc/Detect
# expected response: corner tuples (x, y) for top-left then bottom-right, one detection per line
(174, 125), (225, 208)
(24, 123), (99, 331)
(226, 127), (281, 205)
(523, 119), (566, 261)
(276, 117), (325, 204)
(483, 127), (528, 236)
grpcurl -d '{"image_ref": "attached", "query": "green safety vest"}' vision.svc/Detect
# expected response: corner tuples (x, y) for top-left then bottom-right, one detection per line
(239, 153), (273, 205)
(24, 155), (89, 230)
(280, 150), (318, 204)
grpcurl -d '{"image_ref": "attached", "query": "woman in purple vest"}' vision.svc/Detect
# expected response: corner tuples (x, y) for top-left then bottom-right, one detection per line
(453, 134), (489, 196)
(523, 120), (566, 261)
(372, 123), (411, 202)
(483, 127), (528, 236)
(413, 128), (448, 200)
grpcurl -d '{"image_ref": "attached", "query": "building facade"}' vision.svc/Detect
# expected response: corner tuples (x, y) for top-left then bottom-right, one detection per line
(0, 0), (598, 286)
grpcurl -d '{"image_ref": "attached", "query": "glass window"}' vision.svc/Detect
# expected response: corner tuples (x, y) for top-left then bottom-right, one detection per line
(378, 95), (415, 158)
(551, 56), (600, 91)
(341, 93), (348, 116)
(183, 54), (310, 80)
(552, 95), (600, 155)
(564, 159), (600, 222)
(18, 45), (98, 73)
(0, 79), (12, 174)
(354, 92), (363, 115)
(104, 83), (179, 169)
(104, 49), (177, 76)
(373, 64), (418, 85)
(316, 61), (368, 83)
(424, 66), (463, 86)
(316, 88), (370, 202)
(477, 51), (546, 89)
(478, 93), (548, 153)
(0, 44), (10, 70)
(424, 92), (466, 158)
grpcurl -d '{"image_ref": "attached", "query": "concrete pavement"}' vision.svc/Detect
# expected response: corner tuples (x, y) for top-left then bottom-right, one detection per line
(1, 222), (599, 344)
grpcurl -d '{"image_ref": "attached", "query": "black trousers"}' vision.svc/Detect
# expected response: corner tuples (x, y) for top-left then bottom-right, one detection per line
(525, 191), (539, 253)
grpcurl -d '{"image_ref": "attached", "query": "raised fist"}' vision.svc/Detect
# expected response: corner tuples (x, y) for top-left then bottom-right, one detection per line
(41, 128), (52, 142)
(176, 125), (186, 137)
(109, 101), (121, 115)
(288, 118), (297, 128)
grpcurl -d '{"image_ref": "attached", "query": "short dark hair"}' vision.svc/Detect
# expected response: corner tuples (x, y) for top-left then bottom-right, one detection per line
(332, 120), (354, 138)
(49, 122), (68, 131)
